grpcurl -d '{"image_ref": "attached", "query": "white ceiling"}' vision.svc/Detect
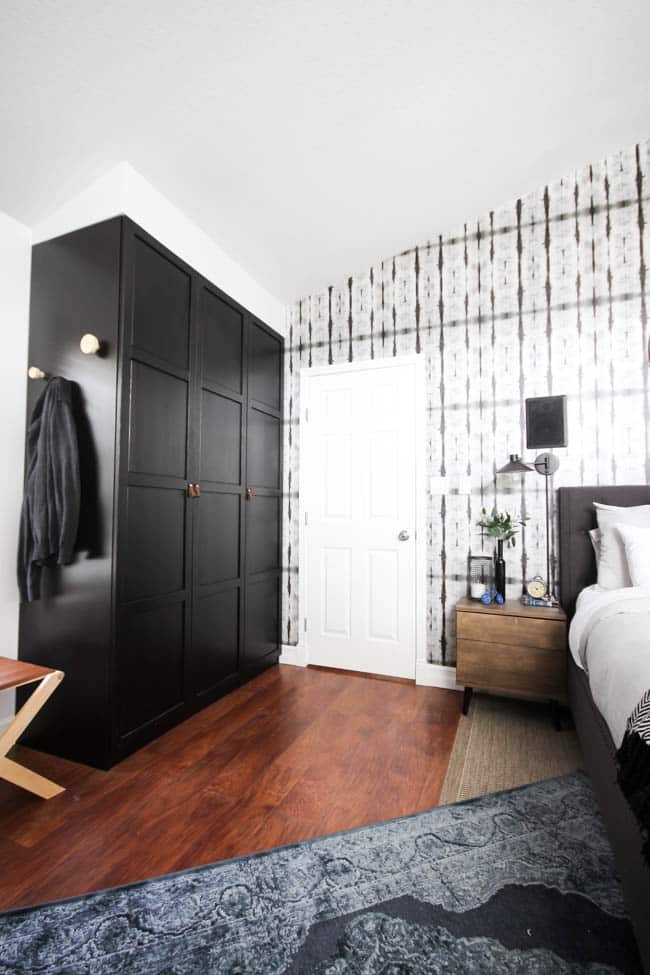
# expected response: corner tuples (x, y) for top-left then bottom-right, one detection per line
(1, 0), (648, 302)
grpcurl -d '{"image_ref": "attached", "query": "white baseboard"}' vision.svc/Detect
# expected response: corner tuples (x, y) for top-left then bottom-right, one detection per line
(279, 649), (460, 690)
(415, 661), (462, 690)
(279, 644), (308, 667)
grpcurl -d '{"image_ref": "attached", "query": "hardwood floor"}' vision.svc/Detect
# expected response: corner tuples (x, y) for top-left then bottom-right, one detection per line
(0, 664), (461, 911)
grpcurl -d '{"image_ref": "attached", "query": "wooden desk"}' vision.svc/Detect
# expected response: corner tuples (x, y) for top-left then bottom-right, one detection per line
(0, 657), (65, 799)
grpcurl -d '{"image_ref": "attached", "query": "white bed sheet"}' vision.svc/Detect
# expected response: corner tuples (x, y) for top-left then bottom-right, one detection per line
(568, 585), (650, 747)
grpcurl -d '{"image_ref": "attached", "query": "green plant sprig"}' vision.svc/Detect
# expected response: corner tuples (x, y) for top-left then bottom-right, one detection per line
(477, 507), (529, 548)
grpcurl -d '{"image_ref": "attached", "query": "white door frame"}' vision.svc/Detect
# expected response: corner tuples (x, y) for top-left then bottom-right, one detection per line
(298, 354), (427, 677)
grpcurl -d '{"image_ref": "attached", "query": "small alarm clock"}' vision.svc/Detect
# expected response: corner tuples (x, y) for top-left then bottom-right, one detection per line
(526, 575), (547, 600)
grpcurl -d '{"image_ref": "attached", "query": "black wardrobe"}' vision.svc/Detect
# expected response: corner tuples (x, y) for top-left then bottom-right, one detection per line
(18, 217), (284, 769)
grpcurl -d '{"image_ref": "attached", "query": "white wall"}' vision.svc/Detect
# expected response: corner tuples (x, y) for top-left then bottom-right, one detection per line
(0, 211), (31, 723)
(33, 163), (285, 334)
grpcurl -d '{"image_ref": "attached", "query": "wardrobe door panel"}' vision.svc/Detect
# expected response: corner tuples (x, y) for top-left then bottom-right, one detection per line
(201, 391), (242, 485)
(116, 226), (193, 754)
(128, 362), (188, 478)
(133, 237), (191, 369)
(124, 487), (186, 601)
(188, 281), (246, 702)
(247, 409), (281, 488)
(198, 492), (240, 585)
(245, 576), (280, 663)
(118, 603), (185, 737)
(247, 496), (280, 575)
(191, 589), (240, 696)
(243, 321), (283, 669)
(200, 290), (243, 394)
(249, 322), (281, 409)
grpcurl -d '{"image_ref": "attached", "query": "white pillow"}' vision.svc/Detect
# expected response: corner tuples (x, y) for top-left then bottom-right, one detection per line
(588, 528), (601, 564)
(593, 502), (650, 590)
(616, 522), (650, 587)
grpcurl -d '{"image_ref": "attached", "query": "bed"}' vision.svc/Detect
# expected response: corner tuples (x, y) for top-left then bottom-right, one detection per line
(558, 485), (650, 968)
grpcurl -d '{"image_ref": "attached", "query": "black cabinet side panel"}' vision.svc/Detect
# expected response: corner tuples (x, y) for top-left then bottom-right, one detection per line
(18, 218), (122, 769)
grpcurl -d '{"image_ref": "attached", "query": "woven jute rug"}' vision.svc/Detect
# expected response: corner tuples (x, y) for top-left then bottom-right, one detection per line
(439, 693), (583, 805)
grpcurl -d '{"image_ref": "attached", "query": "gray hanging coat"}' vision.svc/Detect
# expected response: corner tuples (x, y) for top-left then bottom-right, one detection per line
(18, 377), (80, 602)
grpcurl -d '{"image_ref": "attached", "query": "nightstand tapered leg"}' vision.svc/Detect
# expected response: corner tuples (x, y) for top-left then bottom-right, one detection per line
(462, 686), (473, 716)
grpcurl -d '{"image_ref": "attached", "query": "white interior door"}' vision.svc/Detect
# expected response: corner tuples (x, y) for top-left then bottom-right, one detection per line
(304, 362), (417, 679)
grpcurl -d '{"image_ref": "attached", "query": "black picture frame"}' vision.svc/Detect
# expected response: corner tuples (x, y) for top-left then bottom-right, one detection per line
(525, 395), (567, 449)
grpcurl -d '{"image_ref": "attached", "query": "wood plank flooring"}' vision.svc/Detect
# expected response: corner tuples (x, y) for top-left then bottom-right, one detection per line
(0, 664), (461, 911)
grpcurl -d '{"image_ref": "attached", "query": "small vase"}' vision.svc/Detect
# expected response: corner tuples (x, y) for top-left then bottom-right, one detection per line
(495, 540), (506, 601)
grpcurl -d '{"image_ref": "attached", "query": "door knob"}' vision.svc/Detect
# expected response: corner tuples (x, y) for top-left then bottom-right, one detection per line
(246, 487), (254, 500)
(398, 530), (410, 541)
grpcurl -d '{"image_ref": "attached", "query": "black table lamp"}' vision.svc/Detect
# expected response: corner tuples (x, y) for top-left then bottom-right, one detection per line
(496, 395), (567, 606)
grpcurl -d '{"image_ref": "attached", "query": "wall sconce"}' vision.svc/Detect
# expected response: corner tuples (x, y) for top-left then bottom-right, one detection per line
(496, 394), (567, 606)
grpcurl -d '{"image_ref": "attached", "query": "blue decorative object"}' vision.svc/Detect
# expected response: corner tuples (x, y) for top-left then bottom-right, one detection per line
(480, 589), (505, 606)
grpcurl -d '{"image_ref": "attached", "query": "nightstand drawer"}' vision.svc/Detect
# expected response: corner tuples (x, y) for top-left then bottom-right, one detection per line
(457, 611), (565, 651)
(456, 638), (567, 700)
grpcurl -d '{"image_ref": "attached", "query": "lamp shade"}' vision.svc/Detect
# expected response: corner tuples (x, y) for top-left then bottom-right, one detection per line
(497, 454), (534, 475)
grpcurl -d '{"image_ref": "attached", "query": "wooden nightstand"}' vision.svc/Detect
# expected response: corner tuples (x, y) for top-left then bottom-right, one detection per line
(455, 597), (567, 727)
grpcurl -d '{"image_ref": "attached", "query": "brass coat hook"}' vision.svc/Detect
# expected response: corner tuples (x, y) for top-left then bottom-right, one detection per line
(27, 367), (48, 380)
(80, 334), (101, 355)
(28, 333), (103, 380)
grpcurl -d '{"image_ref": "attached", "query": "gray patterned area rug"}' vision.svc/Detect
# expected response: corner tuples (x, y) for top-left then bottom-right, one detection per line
(0, 773), (641, 974)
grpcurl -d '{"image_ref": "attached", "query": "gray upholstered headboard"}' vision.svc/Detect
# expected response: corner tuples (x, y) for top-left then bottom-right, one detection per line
(558, 485), (650, 620)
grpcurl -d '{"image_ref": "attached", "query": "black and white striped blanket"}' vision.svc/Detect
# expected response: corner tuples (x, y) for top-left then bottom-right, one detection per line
(616, 688), (650, 864)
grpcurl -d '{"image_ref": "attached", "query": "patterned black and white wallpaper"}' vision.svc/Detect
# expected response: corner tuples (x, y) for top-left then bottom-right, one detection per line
(282, 139), (649, 666)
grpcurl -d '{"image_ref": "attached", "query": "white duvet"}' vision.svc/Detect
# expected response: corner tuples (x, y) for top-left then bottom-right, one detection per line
(569, 585), (650, 747)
